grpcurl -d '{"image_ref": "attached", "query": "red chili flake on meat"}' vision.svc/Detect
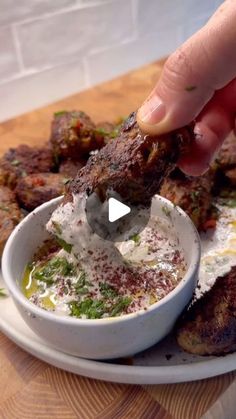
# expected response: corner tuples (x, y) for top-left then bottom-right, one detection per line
(32, 176), (45, 187)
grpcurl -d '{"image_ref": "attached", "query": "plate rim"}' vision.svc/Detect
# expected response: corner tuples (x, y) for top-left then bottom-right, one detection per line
(1, 300), (236, 385)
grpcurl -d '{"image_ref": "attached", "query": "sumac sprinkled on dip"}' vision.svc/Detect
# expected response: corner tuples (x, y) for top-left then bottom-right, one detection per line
(22, 196), (186, 319)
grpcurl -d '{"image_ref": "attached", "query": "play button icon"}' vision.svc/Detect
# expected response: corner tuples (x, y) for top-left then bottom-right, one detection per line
(85, 189), (151, 242)
(108, 198), (131, 222)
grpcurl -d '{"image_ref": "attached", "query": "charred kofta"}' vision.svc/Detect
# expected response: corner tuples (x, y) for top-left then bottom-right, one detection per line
(0, 144), (54, 189)
(176, 266), (236, 355)
(0, 186), (22, 255)
(16, 173), (67, 211)
(224, 167), (236, 186)
(214, 132), (236, 187)
(66, 112), (193, 205)
(50, 111), (105, 160)
(160, 169), (214, 230)
(216, 132), (236, 169)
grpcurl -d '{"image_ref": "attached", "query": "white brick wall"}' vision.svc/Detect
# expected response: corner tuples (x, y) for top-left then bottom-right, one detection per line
(0, 0), (223, 121)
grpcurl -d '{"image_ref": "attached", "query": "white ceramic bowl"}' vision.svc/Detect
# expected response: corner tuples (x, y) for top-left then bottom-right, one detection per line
(2, 195), (200, 360)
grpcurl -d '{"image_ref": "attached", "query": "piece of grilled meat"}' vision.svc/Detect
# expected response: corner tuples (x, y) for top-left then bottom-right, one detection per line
(214, 132), (236, 187)
(160, 169), (214, 230)
(0, 145), (54, 189)
(176, 266), (236, 355)
(16, 173), (67, 211)
(50, 111), (105, 160)
(94, 121), (120, 144)
(0, 186), (22, 255)
(66, 112), (193, 205)
(59, 158), (85, 179)
(216, 132), (236, 169)
(224, 167), (236, 186)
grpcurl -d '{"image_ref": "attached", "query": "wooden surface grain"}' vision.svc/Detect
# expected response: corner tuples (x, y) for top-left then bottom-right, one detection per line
(0, 59), (235, 419)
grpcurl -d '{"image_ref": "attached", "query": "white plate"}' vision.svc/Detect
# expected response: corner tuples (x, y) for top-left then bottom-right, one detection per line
(1, 203), (236, 384)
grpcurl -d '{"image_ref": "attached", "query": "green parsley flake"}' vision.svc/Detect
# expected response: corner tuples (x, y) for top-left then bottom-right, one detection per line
(0, 205), (9, 212)
(162, 205), (171, 217)
(185, 86), (197, 92)
(51, 221), (62, 235)
(99, 282), (117, 298)
(56, 238), (73, 253)
(69, 295), (131, 319)
(11, 159), (20, 166)
(62, 177), (71, 185)
(69, 299), (106, 319)
(130, 233), (141, 244)
(94, 128), (109, 136)
(74, 272), (92, 295)
(33, 257), (75, 286)
(109, 128), (120, 139)
(0, 288), (6, 297)
(110, 297), (131, 317)
(224, 199), (236, 208)
(54, 110), (67, 117)
(190, 191), (200, 201)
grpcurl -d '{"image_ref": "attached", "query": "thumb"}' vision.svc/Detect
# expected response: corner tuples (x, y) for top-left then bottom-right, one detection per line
(137, 0), (236, 135)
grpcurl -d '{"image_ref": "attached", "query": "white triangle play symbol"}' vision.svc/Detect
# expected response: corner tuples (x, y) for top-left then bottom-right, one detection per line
(108, 197), (131, 222)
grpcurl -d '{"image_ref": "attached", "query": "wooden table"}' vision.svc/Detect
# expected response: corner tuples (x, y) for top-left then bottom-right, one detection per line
(0, 60), (235, 419)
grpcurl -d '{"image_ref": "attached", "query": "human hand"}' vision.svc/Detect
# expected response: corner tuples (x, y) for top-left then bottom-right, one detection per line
(137, 0), (236, 176)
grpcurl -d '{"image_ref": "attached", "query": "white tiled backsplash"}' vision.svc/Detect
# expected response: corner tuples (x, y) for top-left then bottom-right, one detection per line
(0, 0), (223, 121)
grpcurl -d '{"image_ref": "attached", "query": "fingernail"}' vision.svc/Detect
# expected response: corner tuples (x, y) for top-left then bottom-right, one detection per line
(138, 94), (166, 125)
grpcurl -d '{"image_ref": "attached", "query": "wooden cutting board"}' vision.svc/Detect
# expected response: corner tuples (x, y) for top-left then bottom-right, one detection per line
(0, 59), (235, 419)
(0, 60), (164, 154)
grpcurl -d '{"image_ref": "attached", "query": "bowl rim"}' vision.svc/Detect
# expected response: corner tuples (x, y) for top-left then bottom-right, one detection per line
(2, 195), (201, 326)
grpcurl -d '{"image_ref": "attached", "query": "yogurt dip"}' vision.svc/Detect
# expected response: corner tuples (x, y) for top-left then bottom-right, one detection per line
(22, 193), (186, 319)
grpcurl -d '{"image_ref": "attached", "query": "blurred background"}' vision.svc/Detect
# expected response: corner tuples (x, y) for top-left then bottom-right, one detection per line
(0, 0), (223, 122)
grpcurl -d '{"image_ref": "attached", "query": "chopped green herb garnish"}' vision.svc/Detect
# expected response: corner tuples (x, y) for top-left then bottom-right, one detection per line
(223, 199), (236, 208)
(54, 110), (67, 117)
(0, 288), (6, 297)
(109, 128), (120, 139)
(56, 237), (72, 253)
(69, 299), (106, 319)
(94, 128), (110, 136)
(94, 127), (120, 139)
(185, 86), (197, 91)
(33, 257), (75, 286)
(77, 271), (87, 283)
(11, 159), (20, 166)
(52, 221), (62, 235)
(63, 286), (69, 295)
(99, 282), (117, 298)
(192, 208), (200, 218)
(129, 233), (140, 244)
(74, 271), (92, 295)
(0, 205), (9, 212)
(69, 295), (131, 319)
(62, 177), (71, 185)
(70, 118), (79, 129)
(76, 287), (89, 295)
(110, 297), (132, 317)
(190, 191), (200, 201)
(219, 188), (236, 199)
(162, 205), (171, 217)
